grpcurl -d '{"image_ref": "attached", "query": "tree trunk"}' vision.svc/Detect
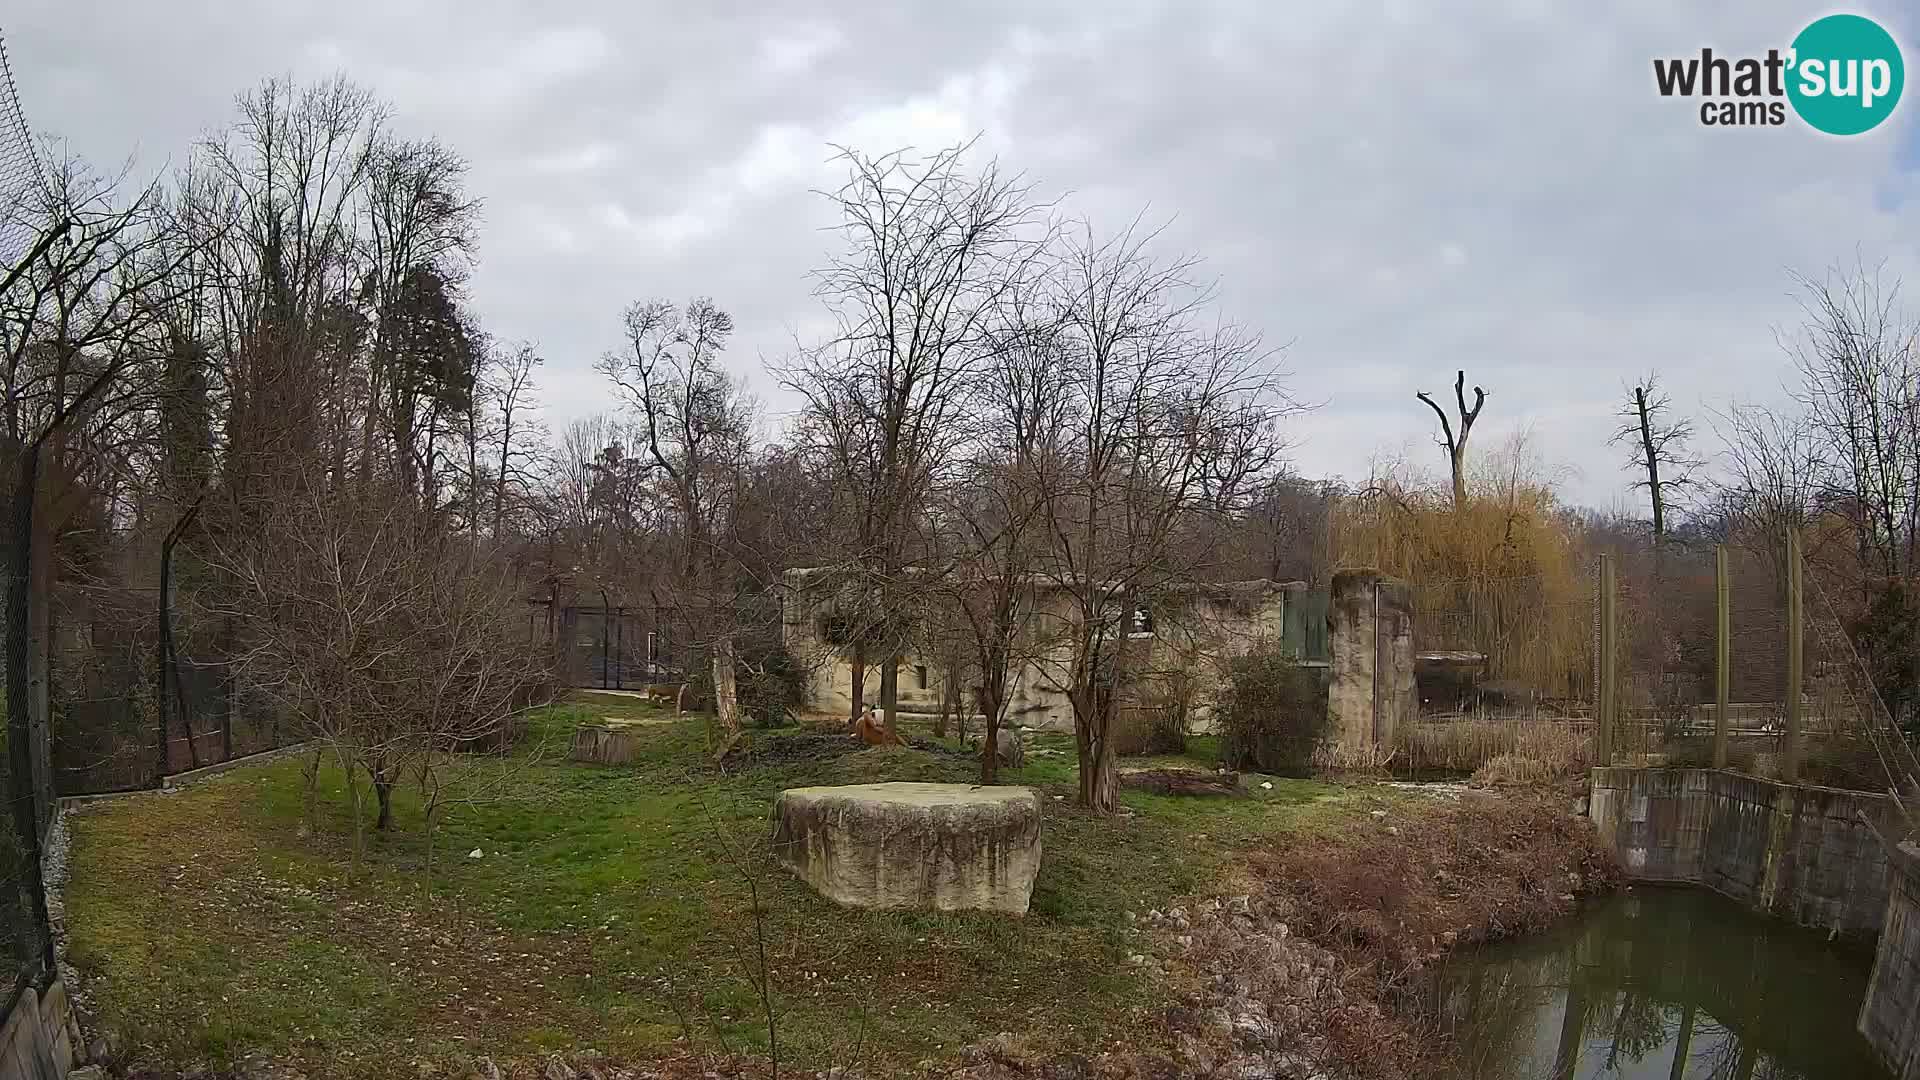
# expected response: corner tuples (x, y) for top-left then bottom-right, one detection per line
(712, 632), (742, 741)
(1636, 387), (1666, 539)
(374, 774), (395, 831)
(1449, 447), (1467, 509)
(880, 656), (899, 737)
(934, 668), (955, 739)
(849, 641), (866, 721)
(1079, 725), (1117, 814)
(979, 671), (1004, 785)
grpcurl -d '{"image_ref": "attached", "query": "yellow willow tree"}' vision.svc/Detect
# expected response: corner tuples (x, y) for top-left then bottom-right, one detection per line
(1332, 434), (1591, 699)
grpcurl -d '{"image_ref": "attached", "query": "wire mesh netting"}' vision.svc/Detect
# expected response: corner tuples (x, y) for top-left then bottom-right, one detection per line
(50, 582), (296, 795)
(0, 22), (53, 1015)
(551, 603), (685, 690)
(1593, 538), (1920, 801)
(0, 31), (41, 266)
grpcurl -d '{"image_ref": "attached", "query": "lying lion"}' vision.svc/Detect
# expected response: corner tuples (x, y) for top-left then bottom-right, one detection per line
(850, 706), (903, 748)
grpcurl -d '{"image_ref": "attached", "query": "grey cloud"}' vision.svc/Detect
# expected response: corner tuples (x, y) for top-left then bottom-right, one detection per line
(9, 0), (1920, 507)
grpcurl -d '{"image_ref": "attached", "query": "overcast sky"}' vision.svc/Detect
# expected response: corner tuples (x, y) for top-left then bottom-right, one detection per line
(8, 1), (1920, 510)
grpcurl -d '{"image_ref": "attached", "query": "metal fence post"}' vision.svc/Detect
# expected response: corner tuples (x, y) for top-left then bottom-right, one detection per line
(1714, 544), (1730, 769)
(1784, 526), (1803, 783)
(1598, 554), (1617, 765)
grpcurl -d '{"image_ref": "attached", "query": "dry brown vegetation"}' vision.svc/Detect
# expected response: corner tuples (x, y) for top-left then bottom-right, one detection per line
(1395, 716), (1593, 779)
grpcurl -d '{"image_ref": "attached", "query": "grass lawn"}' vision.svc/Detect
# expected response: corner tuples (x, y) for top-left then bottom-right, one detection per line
(63, 693), (1391, 1078)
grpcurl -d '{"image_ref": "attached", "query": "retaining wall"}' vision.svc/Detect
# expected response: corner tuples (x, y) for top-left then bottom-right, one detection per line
(1862, 841), (1920, 1079)
(0, 977), (78, 1080)
(1588, 766), (1893, 938)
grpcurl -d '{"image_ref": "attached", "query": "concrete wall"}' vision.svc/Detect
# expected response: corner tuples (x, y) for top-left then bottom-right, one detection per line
(0, 978), (79, 1080)
(1589, 766), (1894, 938)
(1861, 841), (1920, 1079)
(781, 571), (1297, 733)
(1325, 569), (1414, 755)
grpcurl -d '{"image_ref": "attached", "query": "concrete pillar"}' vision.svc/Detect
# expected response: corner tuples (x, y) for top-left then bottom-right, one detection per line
(1326, 568), (1415, 756)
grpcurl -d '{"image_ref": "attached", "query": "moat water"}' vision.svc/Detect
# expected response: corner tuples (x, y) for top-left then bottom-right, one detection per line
(1431, 887), (1889, 1079)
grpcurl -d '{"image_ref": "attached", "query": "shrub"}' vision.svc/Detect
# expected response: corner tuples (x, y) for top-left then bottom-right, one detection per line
(738, 645), (811, 728)
(1470, 752), (1550, 787)
(1659, 735), (1757, 773)
(1218, 652), (1328, 776)
(1111, 704), (1187, 757)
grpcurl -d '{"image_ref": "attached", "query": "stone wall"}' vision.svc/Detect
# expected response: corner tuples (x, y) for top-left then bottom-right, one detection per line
(781, 569), (1299, 732)
(1861, 841), (1920, 1079)
(1589, 766), (1894, 938)
(0, 977), (79, 1080)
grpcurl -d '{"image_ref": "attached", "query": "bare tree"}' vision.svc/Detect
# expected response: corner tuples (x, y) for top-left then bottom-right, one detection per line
(783, 140), (1049, 736)
(459, 339), (544, 540)
(204, 468), (549, 843)
(1, 149), (195, 824)
(1610, 373), (1701, 541)
(1416, 370), (1487, 508)
(1032, 222), (1296, 813)
(597, 298), (756, 746)
(1784, 261), (1920, 584)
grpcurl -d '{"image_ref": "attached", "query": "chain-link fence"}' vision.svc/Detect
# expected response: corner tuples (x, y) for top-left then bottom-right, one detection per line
(1394, 534), (1920, 799)
(0, 22), (60, 1033)
(1592, 534), (1920, 800)
(49, 582), (294, 795)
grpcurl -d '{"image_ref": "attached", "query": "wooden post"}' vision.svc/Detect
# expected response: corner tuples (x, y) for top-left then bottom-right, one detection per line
(1714, 544), (1730, 769)
(1784, 526), (1803, 783)
(1598, 554), (1617, 765)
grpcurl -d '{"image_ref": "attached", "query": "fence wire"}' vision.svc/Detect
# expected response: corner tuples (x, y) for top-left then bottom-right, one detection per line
(0, 23), (54, 1021)
(0, 29), (41, 266)
(1586, 538), (1920, 804)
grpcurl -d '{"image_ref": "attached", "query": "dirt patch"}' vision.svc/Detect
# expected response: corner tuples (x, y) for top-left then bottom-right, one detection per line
(1118, 768), (1244, 798)
(943, 784), (1619, 1080)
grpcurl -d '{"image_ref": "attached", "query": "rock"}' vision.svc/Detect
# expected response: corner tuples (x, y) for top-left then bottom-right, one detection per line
(468, 848), (484, 860)
(66, 1068), (108, 1080)
(1260, 781), (1274, 790)
(1226, 894), (1252, 915)
(992, 727), (1025, 768)
(771, 782), (1043, 914)
(545, 1058), (579, 1080)
(1127, 952), (1149, 966)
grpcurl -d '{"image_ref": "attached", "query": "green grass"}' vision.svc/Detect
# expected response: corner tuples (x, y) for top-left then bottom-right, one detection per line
(64, 695), (1371, 1077)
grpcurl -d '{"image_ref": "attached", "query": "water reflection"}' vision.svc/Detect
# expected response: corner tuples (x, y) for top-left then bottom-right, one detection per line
(1430, 887), (1889, 1079)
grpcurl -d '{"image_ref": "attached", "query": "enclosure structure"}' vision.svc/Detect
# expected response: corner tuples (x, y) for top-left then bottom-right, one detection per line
(781, 569), (1322, 731)
(523, 595), (685, 691)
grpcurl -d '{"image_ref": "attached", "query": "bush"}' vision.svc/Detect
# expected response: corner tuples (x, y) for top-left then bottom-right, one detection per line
(1470, 753), (1550, 787)
(1660, 735), (1756, 773)
(1218, 652), (1328, 776)
(1111, 705), (1187, 758)
(738, 645), (812, 728)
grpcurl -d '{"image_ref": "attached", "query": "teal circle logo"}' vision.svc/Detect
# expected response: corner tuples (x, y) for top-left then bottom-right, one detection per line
(1787, 14), (1904, 135)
